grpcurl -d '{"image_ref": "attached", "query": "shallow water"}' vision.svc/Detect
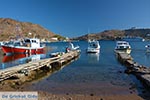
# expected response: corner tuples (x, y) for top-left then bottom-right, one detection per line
(25, 41), (150, 95)
(0, 40), (150, 95)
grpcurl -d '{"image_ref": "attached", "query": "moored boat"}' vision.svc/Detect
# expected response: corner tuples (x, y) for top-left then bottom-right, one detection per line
(1, 38), (45, 54)
(66, 42), (80, 52)
(145, 44), (150, 53)
(115, 41), (131, 54)
(87, 40), (100, 53)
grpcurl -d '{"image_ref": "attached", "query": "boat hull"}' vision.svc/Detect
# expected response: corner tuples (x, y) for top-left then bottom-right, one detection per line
(1, 45), (44, 54)
(87, 48), (100, 53)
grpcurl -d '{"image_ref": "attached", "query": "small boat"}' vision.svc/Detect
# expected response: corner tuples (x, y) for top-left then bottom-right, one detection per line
(87, 40), (100, 53)
(66, 42), (80, 52)
(1, 38), (45, 54)
(115, 41), (131, 54)
(145, 44), (150, 53)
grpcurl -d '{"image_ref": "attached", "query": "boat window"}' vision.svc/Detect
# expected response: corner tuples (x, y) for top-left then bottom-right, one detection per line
(118, 43), (123, 45)
(32, 40), (37, 43)
(118, 43), (128, 45)
(14, 42), (21, 46)
(120, 46), (125, 49)
(24, 39), (30, 43)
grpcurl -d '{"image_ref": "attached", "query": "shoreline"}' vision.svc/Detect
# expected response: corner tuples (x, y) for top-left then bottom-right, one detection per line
(0, 66), (149, 100)
(0, 76), (147, 100)
(1, 78), (150, 100)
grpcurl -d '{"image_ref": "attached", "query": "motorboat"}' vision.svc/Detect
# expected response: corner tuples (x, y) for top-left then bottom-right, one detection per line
(115, 41), (131, 54)
(145, 44), (150, 53)
(87, 40), (100, 53)
(1, 38), (45, 54)
(66, 42), (80, 52)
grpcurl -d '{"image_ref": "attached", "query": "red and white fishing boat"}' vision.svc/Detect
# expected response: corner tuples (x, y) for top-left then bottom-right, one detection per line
(1, 38), (45, 54)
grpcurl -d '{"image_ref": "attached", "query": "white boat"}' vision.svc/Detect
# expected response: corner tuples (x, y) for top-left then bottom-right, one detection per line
(115, 41), (131, 54)
(87, 40), (100, 53)
(66, 42), (80, 52)
(145, 44), (150, 53)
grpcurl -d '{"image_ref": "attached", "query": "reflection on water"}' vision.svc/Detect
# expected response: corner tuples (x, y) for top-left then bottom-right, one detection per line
(0, 53), (46, 69)
(3, 54), (30, 63)
(144, 53), (150, 67)
(87, 53), (100, 63)
(1, 41), (150, 96)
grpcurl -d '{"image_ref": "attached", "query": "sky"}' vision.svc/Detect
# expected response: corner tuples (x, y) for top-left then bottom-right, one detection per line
(0, 0), (150, 37)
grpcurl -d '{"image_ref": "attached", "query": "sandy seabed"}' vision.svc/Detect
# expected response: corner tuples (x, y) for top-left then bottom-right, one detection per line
(0, 68), (149, 100)
(38, 91), (143, 100)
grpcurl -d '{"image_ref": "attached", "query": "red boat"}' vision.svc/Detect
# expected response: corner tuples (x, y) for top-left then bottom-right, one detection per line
(1, 38), (45, 54)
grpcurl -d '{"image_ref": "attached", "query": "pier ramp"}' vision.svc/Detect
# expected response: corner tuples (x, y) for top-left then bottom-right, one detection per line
(0, 50), (80, 82)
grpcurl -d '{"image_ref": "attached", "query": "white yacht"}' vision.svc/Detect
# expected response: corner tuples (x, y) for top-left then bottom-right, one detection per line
(115, 41), (131, 54)
(87, 40), (100, 53)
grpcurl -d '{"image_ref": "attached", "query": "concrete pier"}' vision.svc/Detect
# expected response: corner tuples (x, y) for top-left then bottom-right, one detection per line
(0, 50), (80, 82)
(116, 51), (150, 88)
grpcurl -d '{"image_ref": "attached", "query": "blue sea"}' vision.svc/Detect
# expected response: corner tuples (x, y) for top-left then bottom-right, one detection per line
(0, 40), (150, 95)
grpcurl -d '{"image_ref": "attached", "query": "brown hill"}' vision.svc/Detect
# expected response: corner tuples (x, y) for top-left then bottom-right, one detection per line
(72, 28), (150, 40)
(72, 30), (125, 40)
(0, 18), (57, 41)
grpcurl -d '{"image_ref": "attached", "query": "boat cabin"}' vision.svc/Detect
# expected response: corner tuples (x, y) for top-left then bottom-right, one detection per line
(24, 38), (40, 48)
(115, 41), (131, 49)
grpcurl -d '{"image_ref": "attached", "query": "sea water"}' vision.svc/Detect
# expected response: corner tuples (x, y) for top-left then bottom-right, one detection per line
(0, 40), (150, 95)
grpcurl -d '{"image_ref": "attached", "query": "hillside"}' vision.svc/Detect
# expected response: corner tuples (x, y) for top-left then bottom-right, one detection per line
(72, 28), (150, 41)
(0, 18), (64, 41)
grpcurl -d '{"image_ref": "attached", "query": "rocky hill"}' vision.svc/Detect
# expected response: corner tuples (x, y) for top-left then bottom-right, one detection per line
(0, 18), (64, 41)
(72, 28), (150, 41)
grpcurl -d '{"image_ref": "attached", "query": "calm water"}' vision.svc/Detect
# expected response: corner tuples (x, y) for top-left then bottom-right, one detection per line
(0, 40), (150, 95)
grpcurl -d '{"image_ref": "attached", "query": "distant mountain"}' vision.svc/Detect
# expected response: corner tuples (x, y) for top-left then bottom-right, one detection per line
(0, 18), (64, 41)
(72, 28), (150, 41)
(124, 29), (150, 38)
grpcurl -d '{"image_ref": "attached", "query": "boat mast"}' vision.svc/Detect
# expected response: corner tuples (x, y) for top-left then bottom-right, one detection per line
(15, 24), (23, 40)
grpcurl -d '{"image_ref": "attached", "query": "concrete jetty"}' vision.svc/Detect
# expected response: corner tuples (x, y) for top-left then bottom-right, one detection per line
(116, 51), (150, 88)
(0, 50), (80, 82)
